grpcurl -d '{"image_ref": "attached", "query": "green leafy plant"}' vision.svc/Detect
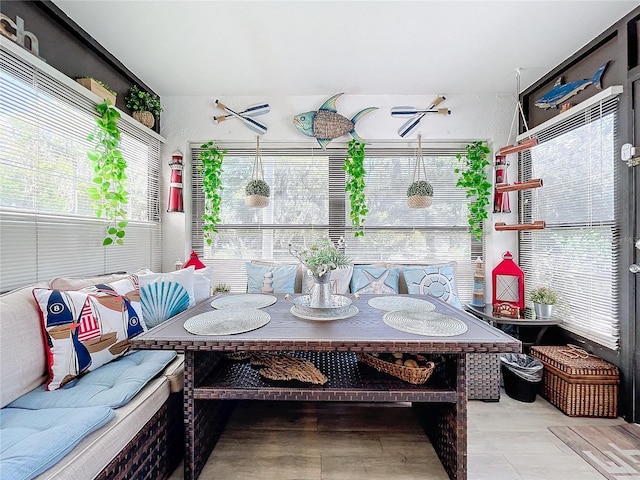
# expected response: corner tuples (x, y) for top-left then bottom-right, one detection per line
(289, 237), (351, 276)
(529, 287), (557, 305)
(125, 85), (163, 117)
(197, 141), (225, 245)
(87, 100), (128, 246)
(407, 180), (433, 197)
(78, 76), (116, 95)
(245, 179), (270, 197)
(455, 141), (491, 241)
(342, 139), (368, 237)
(213, 283), (231, 293)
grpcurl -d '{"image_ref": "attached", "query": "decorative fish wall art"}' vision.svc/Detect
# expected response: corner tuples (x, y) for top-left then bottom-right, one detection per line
(535, 62), (609, 110)
(293, 93), (377, 149)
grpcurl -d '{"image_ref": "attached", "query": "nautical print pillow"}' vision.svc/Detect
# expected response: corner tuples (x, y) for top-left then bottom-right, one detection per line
(350, 266), (400, 295)
(138, 267), (195, 329)
(245, 263), (297, 294)
(33, 276), (147, 391)
(402, 263), (463, 309)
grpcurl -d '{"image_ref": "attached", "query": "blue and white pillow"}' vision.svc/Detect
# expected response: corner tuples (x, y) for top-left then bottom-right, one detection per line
(246, 263), (297, 293)
(138, 267), (195, 328)
(402, 262), (463, 309)
(350, 266), (400, 295)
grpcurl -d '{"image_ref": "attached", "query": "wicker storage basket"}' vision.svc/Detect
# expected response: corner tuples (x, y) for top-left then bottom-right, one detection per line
(356, 353), (435, 385)
(132, 110), (155, 129)
(529, 345), (619, 417)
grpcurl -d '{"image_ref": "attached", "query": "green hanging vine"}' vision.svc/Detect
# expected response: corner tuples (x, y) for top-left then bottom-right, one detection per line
(342, 139), (368, 237)
(197, 140), (225, 245)
(455, 141), (492, 241)
(87, 100), (128, 246)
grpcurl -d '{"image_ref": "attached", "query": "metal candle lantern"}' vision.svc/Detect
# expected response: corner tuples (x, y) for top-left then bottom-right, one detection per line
(492, 251), (524, 318)
(167, 150), (184, 212)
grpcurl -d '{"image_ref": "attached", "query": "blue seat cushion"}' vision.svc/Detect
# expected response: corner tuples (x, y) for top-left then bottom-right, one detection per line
(9, 350), (176, 410)
(0, 406), (114, 480)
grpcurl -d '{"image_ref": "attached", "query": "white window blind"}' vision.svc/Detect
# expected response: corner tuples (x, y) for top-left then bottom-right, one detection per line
(0, 44), (162, 292)
(191, 143), (481, 297)
(518, 93), (620, 349)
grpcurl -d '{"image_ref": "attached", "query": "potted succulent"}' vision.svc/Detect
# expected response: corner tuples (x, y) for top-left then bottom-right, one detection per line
(125, 85), (162, 129)
(245, 179), (270, 207)
(407, 180), (433, 208)
(529, 286), (557, 319)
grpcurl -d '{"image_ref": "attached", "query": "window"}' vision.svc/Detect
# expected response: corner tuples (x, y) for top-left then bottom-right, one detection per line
(518, 91), (621, 349)
(0, 44), (162, 292)
(191, 143), (481, 298)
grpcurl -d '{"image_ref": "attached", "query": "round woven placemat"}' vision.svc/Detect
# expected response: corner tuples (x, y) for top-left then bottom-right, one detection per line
(368, 296), (435, 312)
(211, 294), (277, 310)
(184, 308), (270, 335)
(383, 309), (468, 337)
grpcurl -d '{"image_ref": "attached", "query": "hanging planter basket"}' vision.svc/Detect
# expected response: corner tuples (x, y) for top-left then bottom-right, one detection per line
(132, 110), (155, 128)
(407, 134), (433, 209)
(245, 136), (270, 208)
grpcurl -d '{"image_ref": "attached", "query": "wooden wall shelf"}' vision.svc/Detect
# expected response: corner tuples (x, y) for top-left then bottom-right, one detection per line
(495, 178), (543, 193)
(494, 221), (545, 231)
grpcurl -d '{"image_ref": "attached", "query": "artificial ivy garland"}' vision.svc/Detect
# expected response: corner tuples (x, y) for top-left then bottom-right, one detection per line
(455, 141), (492, 241)
(87, 100), (128, 246)
(343, 139), (368, 237)
(198, 140), (225, 245)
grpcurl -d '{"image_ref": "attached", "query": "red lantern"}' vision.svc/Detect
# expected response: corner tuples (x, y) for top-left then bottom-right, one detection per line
(182, 251), (206, 270)
(167, 150), (184, 213)
(492, 251), (524, 318)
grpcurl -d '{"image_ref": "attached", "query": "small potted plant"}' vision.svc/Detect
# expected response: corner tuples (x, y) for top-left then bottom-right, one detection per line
(245, 179), (270, 208)
(407, 180), (433, 208)
(529, 286), (557, 319)
(76, 77), (117, 105)
(125, 85), (163, 129)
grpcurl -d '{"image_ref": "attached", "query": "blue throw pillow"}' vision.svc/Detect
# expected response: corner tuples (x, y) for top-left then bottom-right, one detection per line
(246, 263), (297, 293)
(350, 266), (400, 294)
(402, 263), (463, 309)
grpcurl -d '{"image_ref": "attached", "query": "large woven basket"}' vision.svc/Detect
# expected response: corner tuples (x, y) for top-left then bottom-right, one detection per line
(357, 353), (435, 385)
(407, 195), (433, 208)
(245, 195), (269, 208)
(132, 110), (155, 129)
(530, 345), (619, 417)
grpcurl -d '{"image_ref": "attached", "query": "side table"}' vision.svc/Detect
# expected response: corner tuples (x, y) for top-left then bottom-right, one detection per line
(464, 304), (562, 350)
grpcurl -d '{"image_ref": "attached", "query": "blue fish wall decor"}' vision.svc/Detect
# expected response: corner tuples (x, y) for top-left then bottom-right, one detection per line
(293, 93), (377, 149)
(535, 62), (609, 110)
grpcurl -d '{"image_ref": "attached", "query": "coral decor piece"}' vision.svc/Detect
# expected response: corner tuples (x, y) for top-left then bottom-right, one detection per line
(293, 93), (377, 149)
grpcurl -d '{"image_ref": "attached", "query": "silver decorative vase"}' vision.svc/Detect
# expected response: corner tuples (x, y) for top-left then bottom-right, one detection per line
(534, 303), (554, 319)
(309, 272), (332, 308)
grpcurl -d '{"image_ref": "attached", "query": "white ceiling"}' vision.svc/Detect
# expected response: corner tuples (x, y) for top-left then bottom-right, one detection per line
(52, 1), (638, 97)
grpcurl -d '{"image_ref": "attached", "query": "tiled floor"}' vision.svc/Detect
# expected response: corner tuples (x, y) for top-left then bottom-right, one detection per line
(170, 390), (628, 480)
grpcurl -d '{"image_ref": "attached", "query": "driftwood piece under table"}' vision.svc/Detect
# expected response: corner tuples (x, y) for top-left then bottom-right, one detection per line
(132, 294), (520, 480)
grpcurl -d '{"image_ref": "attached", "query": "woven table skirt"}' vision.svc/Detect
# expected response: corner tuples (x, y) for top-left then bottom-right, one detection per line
(467, 353), (500, 401)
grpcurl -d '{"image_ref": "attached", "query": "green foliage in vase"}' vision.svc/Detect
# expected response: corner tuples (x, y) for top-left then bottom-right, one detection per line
(289, 237), (351, 276)
(455, 141), (491, 241)
(213, 283), (231, 293)
(87, 100), (129, 246)
(407, 180), (433, 197)
(125, 85), (163, 117)
(245, 179), (270, 197)
(197, 141), (225, 245)
(342, 139), (368, 237)
(529, 287), (557, 305)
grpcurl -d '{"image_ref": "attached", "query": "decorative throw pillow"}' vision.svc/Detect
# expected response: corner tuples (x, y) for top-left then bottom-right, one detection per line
(193, 266), (213, 303)
(245, 263), (297, 293)
(138, 267), (195, 328)
(33, 276), (147, 391)
(402, 263), (463, 309)
(350, 266), (400, 295)
(302, 266), (353, 295)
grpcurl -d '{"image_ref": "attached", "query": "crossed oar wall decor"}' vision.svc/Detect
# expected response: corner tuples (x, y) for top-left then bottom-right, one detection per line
(213, 100), (270, 135)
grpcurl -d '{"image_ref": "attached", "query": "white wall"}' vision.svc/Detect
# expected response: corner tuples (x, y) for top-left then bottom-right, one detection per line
(159, 94), (520, 298)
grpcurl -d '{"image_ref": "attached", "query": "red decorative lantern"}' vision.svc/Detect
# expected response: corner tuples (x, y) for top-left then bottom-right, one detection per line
(182, 251), (206, 270)
(167, 150), (184, 213)
(492, 251), (524, 318)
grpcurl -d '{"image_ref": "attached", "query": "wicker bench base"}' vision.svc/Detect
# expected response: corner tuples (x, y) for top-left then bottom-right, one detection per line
(466, 353), (500, 401)
(95, 392), (183, 480)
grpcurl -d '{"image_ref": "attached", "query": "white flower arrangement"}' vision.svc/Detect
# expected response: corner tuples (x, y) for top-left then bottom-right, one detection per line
(289, 237), (351, 276)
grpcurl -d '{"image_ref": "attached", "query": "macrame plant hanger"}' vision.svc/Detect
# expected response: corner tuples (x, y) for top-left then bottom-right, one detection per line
(407, 134), (433, 208)
(245, 135), (270, 208)
(494, 69), (545, 231)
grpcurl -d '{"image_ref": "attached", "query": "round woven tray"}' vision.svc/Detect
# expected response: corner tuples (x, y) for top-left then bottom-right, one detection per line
(245, 195), (269, 208)
(407, 195), (432, 208)
(357, 353), (435, 384)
